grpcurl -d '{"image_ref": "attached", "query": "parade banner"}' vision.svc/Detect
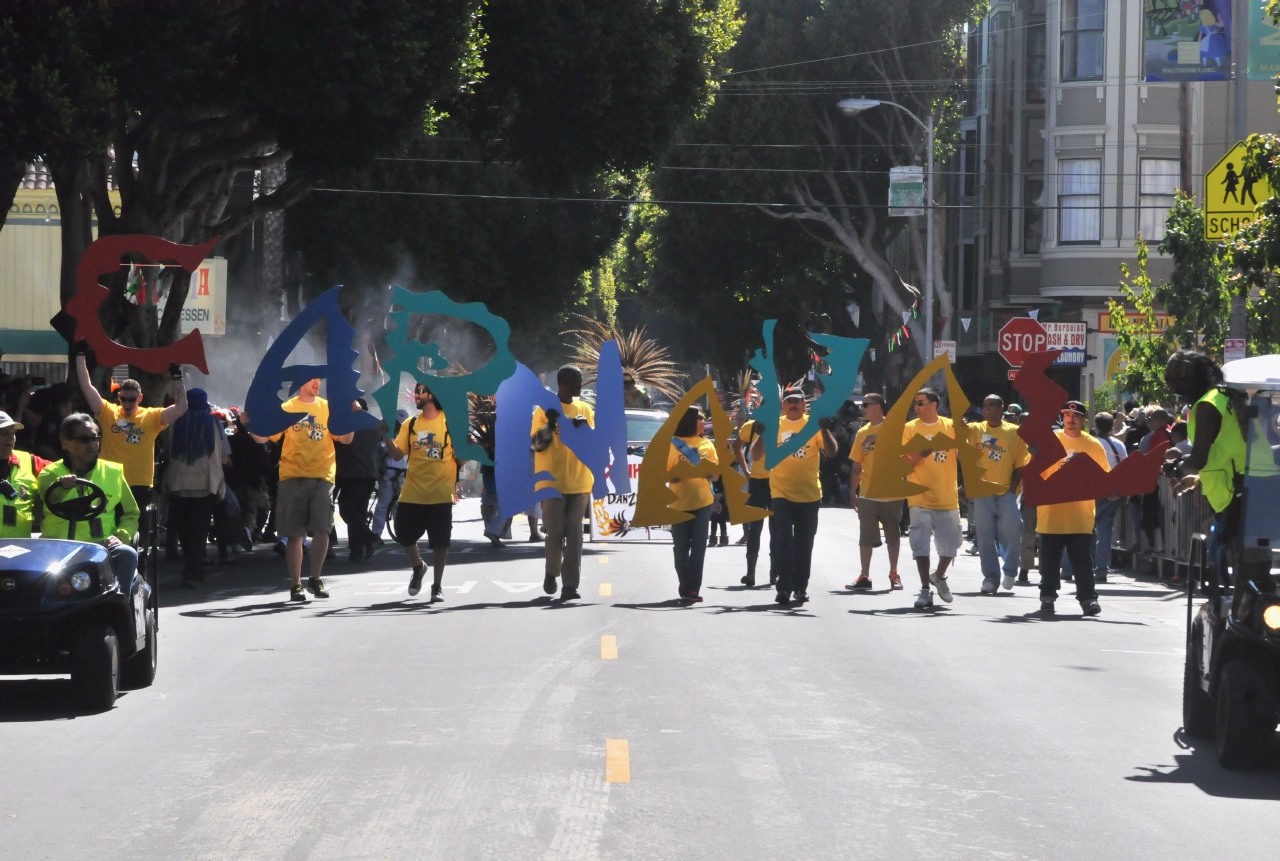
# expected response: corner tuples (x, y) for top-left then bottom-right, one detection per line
(1143, 0), (1232, 82)
(1248, 0), (1280, 80)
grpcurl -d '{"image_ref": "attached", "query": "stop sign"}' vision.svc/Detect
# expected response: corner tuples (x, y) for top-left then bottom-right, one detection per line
(998, 318), (1048, 367)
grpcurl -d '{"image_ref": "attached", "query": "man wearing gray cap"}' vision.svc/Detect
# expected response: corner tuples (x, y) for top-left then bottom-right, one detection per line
(0, 411), (52, 538)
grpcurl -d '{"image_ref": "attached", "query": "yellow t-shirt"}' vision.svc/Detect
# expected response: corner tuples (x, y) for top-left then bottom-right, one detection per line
(738, 419), (770, 478)
(849, 421), (904, 500)
(395, 411), (456, 505)
(532, 399), (595, 495)
(270, 397), (337, 483)
(98, 403), (166, 487)
(666, 435), (718, 511)
(969, 421), (1030, 494)
(769, 415), (822, 503)
(903, 417), (959, 510)
(1036, 430), (1110, 534)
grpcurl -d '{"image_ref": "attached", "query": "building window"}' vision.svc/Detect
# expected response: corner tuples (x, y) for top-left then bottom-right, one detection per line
(1026, 22), (1046, 103)
(1024, 176), (1044, 253)
(1058, 159), (1101, 244)
(1061, 0), (1105, 81)
(1139, 158), (1179, 241)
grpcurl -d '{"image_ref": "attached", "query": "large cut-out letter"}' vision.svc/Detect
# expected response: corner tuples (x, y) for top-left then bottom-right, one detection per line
(64, 234), (217, 373)
(243, 285), (378, 437)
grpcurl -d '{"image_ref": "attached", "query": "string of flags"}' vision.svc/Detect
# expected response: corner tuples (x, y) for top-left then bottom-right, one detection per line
(124, 262), (164, 306)
(887, 298), (920, 352)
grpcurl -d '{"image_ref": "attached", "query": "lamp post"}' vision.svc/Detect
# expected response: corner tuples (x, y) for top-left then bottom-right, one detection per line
(837, 98), (936, 359)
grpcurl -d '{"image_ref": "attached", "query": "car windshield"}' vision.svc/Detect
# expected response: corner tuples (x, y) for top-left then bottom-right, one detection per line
(626, 416), (667, 444)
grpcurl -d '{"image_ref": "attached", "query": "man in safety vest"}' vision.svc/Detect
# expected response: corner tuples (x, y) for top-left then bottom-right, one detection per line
(0, 411), (52, 538)
(36, 413), (141, 584)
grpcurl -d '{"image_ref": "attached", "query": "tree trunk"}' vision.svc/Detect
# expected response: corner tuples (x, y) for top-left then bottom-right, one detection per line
(0, 159), (28, 233)
(48, 157), (96, 306)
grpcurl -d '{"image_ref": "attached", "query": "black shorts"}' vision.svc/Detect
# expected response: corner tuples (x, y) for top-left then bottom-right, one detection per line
(394, 502), (453, 549)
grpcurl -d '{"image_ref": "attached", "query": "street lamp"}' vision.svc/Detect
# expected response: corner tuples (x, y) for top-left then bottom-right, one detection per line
(837, 98), (936, 360)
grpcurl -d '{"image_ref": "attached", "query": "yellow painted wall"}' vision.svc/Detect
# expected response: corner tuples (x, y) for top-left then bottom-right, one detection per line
(0, 189), (63, 332)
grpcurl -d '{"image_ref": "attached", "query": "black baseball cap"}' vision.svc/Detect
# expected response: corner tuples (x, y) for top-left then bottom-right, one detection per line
(1062, 400), (1087, 416)
(782, 385), (806, 402)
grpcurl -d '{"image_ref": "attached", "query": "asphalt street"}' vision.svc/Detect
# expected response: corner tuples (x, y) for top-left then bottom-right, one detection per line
(4, 498), (1280, 861)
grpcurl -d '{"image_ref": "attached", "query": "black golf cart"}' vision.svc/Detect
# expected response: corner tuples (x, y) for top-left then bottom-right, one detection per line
(1182, 356), (1280, 767)
(0, 478), (159, 711)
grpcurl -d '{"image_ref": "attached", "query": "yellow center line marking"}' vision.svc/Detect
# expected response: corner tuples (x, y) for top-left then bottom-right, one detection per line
(598, 556), (609, 563)
(599, 582), (612, 596)
(600, 634), (618, 659)
(605, 738), (630, 783)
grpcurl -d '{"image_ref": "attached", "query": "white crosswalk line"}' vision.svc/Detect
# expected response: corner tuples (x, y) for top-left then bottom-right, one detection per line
(492, 581), (539, 593)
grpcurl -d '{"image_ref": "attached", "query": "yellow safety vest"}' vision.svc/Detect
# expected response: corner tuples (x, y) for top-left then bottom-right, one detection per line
(1189, 388), (1246, 513)
(0, 451), (38, 538)
(36, 459), (139, 544)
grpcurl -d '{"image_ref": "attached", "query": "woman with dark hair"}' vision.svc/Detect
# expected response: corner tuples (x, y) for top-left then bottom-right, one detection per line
(667, 406), (718, 602)
(163, 388), (229, 588)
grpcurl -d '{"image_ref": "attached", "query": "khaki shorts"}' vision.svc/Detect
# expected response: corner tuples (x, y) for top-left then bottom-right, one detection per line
(908, 506), (962, 558)
(276, 478), (334, 537)
(857, 498), (903, 548)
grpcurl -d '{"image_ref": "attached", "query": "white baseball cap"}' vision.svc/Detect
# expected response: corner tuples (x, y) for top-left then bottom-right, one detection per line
(0, 411), (23, 431)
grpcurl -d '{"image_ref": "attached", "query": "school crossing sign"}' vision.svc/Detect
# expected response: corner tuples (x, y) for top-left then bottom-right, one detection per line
(1204, 141), (1273, 240)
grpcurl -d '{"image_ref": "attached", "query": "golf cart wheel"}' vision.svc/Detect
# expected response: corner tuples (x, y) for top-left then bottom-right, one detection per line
(121, 609), (157, 689)
(1182, 624), (1214, 738)
(71, 623), (119, 712)
(1214, 658), (1278, 768)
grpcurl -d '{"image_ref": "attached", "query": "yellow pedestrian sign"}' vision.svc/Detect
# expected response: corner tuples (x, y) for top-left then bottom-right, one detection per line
(1205, 141), (1273, 239)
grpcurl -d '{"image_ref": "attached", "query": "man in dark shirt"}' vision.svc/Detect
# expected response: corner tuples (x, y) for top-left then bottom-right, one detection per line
(334, 399), (383, 561)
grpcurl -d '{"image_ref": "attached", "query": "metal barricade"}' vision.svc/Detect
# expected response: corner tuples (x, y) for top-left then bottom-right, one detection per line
(1151, 476), (1215, 582)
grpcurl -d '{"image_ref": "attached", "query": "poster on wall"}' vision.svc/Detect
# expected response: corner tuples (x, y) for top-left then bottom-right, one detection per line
(1249, 0), (1280, 79)
(1143, 0), (1232, 81)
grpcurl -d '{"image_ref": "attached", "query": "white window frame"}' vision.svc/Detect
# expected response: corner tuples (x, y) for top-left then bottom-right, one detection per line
(1058, 158), (1102, 245)
(1139, 158), (1179, 242)
(1061, 0), (1105, 82)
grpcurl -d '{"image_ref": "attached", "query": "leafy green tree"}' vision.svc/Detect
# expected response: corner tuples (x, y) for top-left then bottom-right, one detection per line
(1156, 193), (1230, 358)
(1109, 238), (1171, 403)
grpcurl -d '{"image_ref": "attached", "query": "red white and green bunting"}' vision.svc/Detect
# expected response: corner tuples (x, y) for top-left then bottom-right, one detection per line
(886, 299), (920, 352)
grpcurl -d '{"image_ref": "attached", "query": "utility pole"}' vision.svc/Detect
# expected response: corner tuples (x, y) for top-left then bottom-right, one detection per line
(1231, 0), (1249, 340)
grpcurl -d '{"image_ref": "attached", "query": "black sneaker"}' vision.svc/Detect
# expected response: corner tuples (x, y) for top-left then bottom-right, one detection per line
(775, 590), (790, 605)
(430, 584), (443, 603)
(688, 591), (704, 603)
(740, 574), (756, 587)
(793, 591), (809, 603)
(849, 577), (872, 590)
(349, 544), (365, 563)
(408, 564), (425, 597)
(290, 584), (308, 602)
(1017, 568), (1030, 584)
(560, 588), (580, 601)
(1082, 600), (1102, 617)
(1040, 600), (1055, 614)
(307, 577), (329, 598)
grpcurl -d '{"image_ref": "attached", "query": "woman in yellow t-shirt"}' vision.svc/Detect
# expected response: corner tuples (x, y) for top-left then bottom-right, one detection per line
(667, 406), (719, 602)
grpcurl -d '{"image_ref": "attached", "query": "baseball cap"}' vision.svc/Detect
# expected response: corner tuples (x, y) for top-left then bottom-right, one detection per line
(0, 411), (23, 431)
(782, 385), (806, 401)
(1062, 400), (1087, 416)
(1005, 404), (1024, 416)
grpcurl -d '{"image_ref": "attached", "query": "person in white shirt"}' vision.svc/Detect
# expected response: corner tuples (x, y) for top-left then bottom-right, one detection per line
(1092, 412), (1127, 584)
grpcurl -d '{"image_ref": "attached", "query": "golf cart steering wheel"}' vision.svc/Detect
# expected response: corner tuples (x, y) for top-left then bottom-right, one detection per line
(42, 477), (109, 523)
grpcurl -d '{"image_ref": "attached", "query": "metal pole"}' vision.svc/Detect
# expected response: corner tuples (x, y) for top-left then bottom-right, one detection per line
(925, 114), (935, 361)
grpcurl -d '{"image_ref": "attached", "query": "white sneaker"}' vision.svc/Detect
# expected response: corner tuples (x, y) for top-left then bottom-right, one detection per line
(980, 580), (997, 594)
(1001, 573), (1016, 590)
(914, 588), (933, 608)
(930, 572), (954, 603)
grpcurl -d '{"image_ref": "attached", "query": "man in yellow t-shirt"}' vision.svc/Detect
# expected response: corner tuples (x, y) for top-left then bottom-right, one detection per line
(750, 385), (837, 605)
(384, 382), (458, 603)
(847, 392), (905, 591)
(733, 414), (772, 587)
(901, 387), (960, 609)
(531, 365), (595, 601)
(246, 378), (355, 602)
(1036, 400), (1109, 616)
(970, 394), (1030, 594)
(75, 353), (188, 509)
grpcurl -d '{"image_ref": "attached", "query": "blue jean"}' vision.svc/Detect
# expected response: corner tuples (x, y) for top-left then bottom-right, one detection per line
(671, 505), (711, 593)
(972, 491), (1022, 583)
(770, 498), (820, 595)
(1092, 497), (1122, 579)
(109, 543), (138, 583)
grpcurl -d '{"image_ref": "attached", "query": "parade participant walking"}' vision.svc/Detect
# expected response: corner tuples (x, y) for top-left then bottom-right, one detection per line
(1036, 400), (1108, 616)
(733, 413), (772, 587)
(36, 413), (140, 583)
(901, 388), (961, 609)
(1092, 412), (1127, 584)
(751, 385), (837, 605)
(667, 406), (718, 602)
(846, 393), (904, 590)
(335, 399), (382, 562)
(162, 389), (230, 588)
(970, 395), (1029, 593)
(532, 366), (594, 602)
(0, 411), (51, 538)
(75, 353), (187, 509)
(245, 379), (354, 602)
(383, 383), (457, 601)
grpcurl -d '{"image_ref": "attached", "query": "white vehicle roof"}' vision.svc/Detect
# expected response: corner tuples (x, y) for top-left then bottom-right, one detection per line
(1223, 355), (1280, 390)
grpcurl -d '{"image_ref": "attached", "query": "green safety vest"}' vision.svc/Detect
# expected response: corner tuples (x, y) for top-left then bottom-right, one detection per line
(1189, 388), (1246, 513)
(0, 451), (38, 538)
(36, 458), (139, 544)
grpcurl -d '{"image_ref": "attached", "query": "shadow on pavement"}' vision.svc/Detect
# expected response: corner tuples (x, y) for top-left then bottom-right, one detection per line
(0, 679), (128, 723)
(984, 611), (1147, 625)
(1127, 731), (1280, 799)
(311, 597), (590, 617)
(180, 601), (309, 619)
(705, 602), (815, 616)
(847, 607), (956, 618)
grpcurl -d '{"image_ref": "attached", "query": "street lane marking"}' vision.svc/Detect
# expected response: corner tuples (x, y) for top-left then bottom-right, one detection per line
(605, 739), (630, 783)
(599, 583), (612, 596)
(601, 635), (618, 659)
(493, 581), (539, 593)
(354, 582), (407, 595)
(444, 581), (477, 594)
(598, 557), (609, 563)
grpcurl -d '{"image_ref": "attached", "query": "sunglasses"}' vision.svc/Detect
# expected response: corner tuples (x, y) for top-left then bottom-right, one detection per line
(118, 395), (139, 403)
(70, 434), (101, 443)
(913, 400), (931, 406)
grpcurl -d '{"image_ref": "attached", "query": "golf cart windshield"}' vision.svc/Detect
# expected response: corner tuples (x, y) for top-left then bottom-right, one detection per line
(1241, 388), (1280, 552)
